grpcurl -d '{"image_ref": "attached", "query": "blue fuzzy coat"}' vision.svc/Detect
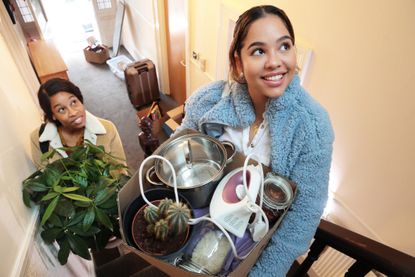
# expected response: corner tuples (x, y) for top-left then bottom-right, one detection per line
(177, 75), (334, 276)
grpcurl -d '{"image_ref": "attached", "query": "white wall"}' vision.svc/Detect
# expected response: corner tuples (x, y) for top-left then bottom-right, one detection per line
(0, 32), (41, 276)
(188, 0), (415, 257)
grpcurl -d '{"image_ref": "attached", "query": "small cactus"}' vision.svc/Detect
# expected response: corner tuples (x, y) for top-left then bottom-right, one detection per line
(144, 205), (159, 224)
(154, 219), (169, 241)
(166, 202), (191, 235)
(146, 223), (155, 235)
(158, 198), (174, 217)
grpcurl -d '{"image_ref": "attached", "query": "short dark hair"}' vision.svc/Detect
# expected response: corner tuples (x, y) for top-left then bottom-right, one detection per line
(37, 78), (83, 124)
(228, 5), (295, 83)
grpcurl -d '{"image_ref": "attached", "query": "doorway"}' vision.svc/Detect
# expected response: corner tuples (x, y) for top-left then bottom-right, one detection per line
(164, 0), (187, 105)
(40, 0), (101, 55)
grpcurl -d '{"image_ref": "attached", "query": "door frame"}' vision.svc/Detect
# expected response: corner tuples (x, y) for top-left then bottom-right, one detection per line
(154, 0), (189, 100)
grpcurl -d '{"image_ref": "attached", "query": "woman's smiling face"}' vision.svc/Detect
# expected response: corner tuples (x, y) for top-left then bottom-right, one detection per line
(236, 14), (297, 102)
(50, 91), (86, 131)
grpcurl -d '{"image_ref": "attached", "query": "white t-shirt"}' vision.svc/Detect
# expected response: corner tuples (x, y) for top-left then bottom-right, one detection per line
(219, 119), (271, 166)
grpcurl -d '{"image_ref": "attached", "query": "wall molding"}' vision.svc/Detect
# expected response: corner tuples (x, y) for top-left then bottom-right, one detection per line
(10, 208), (39, 277)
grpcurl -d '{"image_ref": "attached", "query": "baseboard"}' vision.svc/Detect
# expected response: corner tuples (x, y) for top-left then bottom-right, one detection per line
(10, 207), (39, 277)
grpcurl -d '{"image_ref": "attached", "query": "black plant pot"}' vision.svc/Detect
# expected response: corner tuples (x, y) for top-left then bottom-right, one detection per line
(123, 187), (193, 261)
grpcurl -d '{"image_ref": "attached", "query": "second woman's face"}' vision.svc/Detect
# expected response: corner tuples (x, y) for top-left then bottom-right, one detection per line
(50, 91), (86, 130)
(237, 14), (297, 101)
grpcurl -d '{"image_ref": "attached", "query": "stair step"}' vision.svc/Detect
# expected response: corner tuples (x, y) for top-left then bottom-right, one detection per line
(92, 247), (121, 268)
(95, 252), (151, 277)
(130, 265), (169, 277)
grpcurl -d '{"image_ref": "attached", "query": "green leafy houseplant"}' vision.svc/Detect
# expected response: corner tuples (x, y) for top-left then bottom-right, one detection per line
(22, 141), (130, 265)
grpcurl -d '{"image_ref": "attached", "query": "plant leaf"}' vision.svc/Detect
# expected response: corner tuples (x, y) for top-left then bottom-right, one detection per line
(69, 225), (100, 237)
(62, 193), (92, 202)
(41, 148), (56, 161)
(97, 195), (117, 209)
(67, 233), (91, 260)
(73, 201), (91, 208)
(66, 210), (86, 227)
(69, 146), (87, 161)
(48, 213), (63, 227)
(53, 185), (63, 193)
(87, 143), (105, 154)
(57, 238), (70, 265)
(62, 186), (80, 193)
(83, 207), (95, 232)
(26, 181), (49, 192)
(72, 175), (88, 188)
(41, 192), (59, 201)
(44, 168), (61, 187)
(95, 207), (113, 231)
(94, 187), (116, 206)
(40, 195), (60, 226)
(22, 188), (31, 207)
(41, 227), (62, 244)
(54, 198), (75, 217)
(22, 169), (43, 183)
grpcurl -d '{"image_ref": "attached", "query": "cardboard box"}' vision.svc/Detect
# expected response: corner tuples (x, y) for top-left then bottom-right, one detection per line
(166, 105), (184, 121)
(162, 105), (184, 136)
(83, 45), (110, 64)
(117, 129), (296, 276)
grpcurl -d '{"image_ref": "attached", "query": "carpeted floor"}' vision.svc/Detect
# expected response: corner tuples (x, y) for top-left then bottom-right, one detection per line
(61, 47), (176, 173)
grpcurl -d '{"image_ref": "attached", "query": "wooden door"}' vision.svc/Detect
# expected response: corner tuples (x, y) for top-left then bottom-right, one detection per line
(164, 0), (186, 105)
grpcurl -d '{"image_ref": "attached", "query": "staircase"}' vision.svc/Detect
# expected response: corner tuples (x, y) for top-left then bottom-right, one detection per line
(92, 246), (168, 277)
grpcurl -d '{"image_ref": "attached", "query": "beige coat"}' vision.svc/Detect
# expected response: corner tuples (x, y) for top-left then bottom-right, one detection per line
(30, 111), (126, 169)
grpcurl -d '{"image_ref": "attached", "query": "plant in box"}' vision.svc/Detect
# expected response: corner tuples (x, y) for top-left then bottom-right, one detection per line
(22, 142), (130, 265)
(131, 196), (192, 257)
(125, 156), (193, 259)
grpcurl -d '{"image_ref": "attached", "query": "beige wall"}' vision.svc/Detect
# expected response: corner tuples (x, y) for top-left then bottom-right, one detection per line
(188, 0), (415, 256)
(0, 32), (41, 276)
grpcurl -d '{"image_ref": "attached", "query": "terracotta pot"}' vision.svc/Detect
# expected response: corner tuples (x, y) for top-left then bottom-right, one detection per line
(123, 188), (193, 260)
(132, 200), (190, 257)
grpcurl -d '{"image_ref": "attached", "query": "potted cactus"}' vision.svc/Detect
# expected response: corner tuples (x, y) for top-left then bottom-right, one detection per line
(129, 191), (192, 258)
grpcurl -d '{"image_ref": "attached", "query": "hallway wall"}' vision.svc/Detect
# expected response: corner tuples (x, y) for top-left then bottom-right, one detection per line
(0, 31), (41, 276)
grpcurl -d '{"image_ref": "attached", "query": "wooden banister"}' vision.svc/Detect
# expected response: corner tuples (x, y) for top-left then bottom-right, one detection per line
(292, 219), (415, 277)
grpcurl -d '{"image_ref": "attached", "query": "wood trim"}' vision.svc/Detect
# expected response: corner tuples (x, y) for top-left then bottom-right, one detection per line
(293, 219), (415, 277)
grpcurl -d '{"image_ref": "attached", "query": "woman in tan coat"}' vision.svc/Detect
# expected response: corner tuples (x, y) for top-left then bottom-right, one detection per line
(30, 78), (126, 169)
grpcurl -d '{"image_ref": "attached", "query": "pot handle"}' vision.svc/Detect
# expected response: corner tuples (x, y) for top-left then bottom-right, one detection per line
(221, 141), (236, 163)
(139, 155), (180, 208)
(146, 165), (164, 186)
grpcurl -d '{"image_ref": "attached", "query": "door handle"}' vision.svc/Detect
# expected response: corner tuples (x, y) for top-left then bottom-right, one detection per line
(180, 60), (187, 67)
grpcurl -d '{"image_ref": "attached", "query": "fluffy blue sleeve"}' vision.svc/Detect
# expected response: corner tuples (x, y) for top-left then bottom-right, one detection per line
(175, 81), (225, 134)
(249, 108), (334, 276)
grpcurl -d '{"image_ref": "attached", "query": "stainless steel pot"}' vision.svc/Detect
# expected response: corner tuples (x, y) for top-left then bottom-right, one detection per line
(146, 133), (235, 208)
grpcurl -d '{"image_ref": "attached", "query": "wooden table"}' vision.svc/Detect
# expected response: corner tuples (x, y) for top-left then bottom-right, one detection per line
(28, 40), (68, 83)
